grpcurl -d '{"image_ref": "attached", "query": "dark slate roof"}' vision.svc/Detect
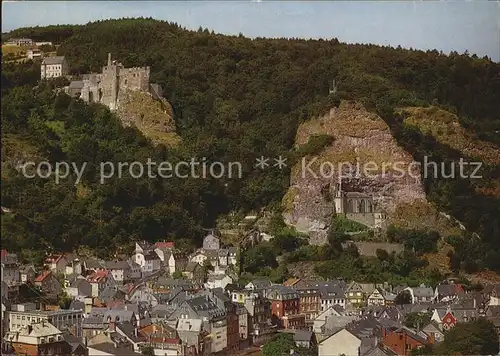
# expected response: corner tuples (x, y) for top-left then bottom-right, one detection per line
(144, 250), (160, 261)
(452, 308), (478, 323)
(69, 278), (88, 288)
(486, 305), (500, 318)
(90, 343), (142, 355)
(412, 286), (434, 298)
(150, 304), (177, 319)
(99, 286), (125, 302)
(184, 262), (199, 273)
(436, 283), (463, 297)
(294, 330), (313, 342)
(69, 300), (85, 311)
(249, 278), (272, 289)
(218, 249), (229, 257)
(68, 80), (84, 89)
(83, 258), (105, 269)
(105, 261), (130, 270)
(42, 56), (65, 65)
(211, 289), (231, 304)
(137, 241), (152, 250)
(103, 309), (135, 323)
(116, 321), (144, 343)
(62, 332), (87, 353)
(346, 316), (380, 338)
(154, 277), (193, 289)
(392, 326), (428, 344)
(186, 295), (226, 319)
(156, 287), (192, 306)
(267, 285), (299, 300)
(83, 315), (104, 326)
(318, 282), (346, 300)
(20, 265), (35, 274)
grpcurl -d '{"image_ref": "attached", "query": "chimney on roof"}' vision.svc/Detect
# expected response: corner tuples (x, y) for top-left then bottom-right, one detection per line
(108, 317), (116, 332)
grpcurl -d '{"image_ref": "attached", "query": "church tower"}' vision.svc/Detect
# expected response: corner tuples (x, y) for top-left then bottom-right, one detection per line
(333, 178), (344, 214)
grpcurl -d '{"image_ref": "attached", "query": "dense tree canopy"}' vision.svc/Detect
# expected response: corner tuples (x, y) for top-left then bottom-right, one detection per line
(2, 19), (499, 270)
(434, 318), (499, 355)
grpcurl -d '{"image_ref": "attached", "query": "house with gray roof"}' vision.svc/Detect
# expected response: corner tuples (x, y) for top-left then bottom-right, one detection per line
(204, 273), (233, 290)
(294, 330), (314, 348)
(150, 304), (177, 323)
(41, 56), (68, 79)
(245, 278), (272, 291)
(115, 321), (146, 353)
(170, 294), (227, 353)
(176, 318), (205, 354)
(62, 331), (88, 355)
(203, 233), (220, 250)
(317, 281), (347, 310)
(434, 283), (464, 302)
(65, 80), (84, 97)
(66, 277), (92, 299)
(419, 323), (444, 343)
(404, 285), (434, 304)
(104, 261), (131, 284)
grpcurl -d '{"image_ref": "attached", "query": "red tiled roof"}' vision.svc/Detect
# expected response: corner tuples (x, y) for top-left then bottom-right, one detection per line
(34, 270), (51, 283)
(46, 254), (64, 264)
(87, 270), (109, 283)
(155, 241), (175, 249)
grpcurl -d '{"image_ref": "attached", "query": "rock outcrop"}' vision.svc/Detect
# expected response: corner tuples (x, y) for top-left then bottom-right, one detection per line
(117, 90), (180, 147)
(283, 100), (431, 244)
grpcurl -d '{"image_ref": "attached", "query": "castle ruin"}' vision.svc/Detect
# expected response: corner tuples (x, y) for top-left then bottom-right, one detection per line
(65, 53), (162, 110)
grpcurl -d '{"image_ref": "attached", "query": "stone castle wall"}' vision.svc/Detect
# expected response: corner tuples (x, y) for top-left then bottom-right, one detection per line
(67, 53), (151, 111)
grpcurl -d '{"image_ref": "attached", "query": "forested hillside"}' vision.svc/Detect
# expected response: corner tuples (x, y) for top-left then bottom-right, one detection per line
(2, 18), (499, 271)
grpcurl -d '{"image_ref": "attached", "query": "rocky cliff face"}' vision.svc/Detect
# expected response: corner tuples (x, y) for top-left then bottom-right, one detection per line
(117, 90), (180, 147)
(283, 100), (451, 245)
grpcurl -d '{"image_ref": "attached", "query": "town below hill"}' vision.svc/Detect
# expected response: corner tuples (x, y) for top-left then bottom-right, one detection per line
(1, 230), (500, 355)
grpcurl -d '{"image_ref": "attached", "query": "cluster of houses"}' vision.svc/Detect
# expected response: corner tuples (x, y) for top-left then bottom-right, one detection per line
(3, 37), (55, 61)
(2, 233), (500, 355)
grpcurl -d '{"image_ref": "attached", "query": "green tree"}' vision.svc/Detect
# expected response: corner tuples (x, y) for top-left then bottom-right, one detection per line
(141, 345), (155, 356)
(403, 312), (431, 329)
(262, 334), (295, 356)
(395, 290), (412, 305)
(436, 318), (499, 355)
(58, 290), (73, 309)
(172, 270), (184, 279)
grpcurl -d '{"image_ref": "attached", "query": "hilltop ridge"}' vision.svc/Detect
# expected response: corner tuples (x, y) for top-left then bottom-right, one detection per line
(1, 19), (498, 277)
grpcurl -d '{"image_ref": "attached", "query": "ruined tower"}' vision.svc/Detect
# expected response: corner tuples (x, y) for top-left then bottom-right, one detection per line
(101, 53), (121, 110)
